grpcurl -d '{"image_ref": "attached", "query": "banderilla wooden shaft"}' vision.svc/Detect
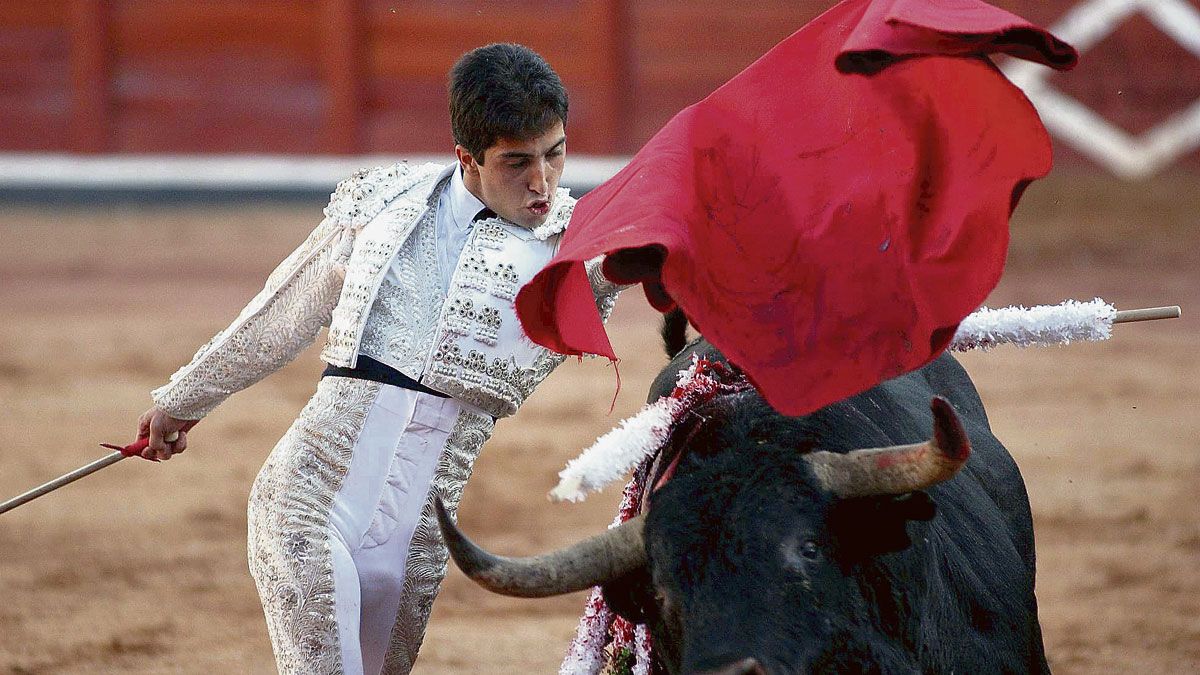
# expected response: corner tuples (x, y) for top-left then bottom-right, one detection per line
(0, 451), (128, 515)
(0, 431), (180, 516)
(1114, 306), (1181, 324)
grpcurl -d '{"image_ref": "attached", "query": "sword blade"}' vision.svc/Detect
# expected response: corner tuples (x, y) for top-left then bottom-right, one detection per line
(0, 451), (127, 516)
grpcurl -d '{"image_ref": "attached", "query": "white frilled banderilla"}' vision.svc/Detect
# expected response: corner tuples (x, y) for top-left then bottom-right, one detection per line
(948, 298), (1180, 352)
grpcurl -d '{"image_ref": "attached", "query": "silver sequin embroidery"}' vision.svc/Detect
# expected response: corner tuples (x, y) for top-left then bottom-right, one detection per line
(384, 410), (494, 673)
(358, 181), (446, 374)
(247, 377), (380, 675)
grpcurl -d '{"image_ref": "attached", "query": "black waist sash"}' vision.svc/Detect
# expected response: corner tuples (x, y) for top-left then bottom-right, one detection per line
(322, 355), (449, 398)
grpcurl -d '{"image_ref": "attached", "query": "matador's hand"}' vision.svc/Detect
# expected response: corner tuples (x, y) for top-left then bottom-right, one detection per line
(135, 406), (190, 461)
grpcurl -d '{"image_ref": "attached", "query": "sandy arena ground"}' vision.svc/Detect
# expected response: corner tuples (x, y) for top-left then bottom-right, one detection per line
(0, 172), (1197, 674)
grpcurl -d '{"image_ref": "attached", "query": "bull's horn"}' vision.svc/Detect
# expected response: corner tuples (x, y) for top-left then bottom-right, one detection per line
(804, 396), (971, 499)
(435, 498), (647, 598)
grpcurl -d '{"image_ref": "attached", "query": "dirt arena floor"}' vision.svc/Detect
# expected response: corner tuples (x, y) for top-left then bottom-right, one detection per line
(0, 172), (1196, 674)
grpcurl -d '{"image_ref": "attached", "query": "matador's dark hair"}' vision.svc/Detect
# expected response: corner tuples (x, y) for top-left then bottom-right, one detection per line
(449, 43), (568, 163)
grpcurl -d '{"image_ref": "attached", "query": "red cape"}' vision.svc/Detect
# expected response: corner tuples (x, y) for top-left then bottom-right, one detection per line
(517, 0), (1077, 416)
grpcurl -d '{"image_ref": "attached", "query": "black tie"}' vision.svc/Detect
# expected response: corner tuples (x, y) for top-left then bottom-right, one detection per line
(472, 208), (496, 222)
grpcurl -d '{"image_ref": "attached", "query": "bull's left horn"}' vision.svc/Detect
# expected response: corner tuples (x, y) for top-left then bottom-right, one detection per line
(435, 498), (647, 598)
(804, 396), (971, 499)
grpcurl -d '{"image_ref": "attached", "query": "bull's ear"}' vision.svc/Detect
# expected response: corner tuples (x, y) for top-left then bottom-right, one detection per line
(601, 565), (655, 624)
(829, 491), (937, 559)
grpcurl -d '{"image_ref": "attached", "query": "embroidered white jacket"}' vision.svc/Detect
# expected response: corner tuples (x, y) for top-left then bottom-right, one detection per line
(152, 161), (619, 420)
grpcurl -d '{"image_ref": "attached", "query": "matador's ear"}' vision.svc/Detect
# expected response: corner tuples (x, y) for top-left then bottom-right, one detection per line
(455, 145), (481, 176)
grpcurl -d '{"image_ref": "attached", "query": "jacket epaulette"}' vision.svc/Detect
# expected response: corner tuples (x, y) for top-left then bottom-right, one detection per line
(323, 161), (445, 227)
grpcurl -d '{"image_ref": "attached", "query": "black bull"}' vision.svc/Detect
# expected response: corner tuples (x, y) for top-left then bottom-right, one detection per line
(437, 340), (1049, 674)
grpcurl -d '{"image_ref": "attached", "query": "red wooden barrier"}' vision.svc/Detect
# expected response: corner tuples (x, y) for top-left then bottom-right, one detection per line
(0, 1), (72, 151)
(0, 0), (1196, 175)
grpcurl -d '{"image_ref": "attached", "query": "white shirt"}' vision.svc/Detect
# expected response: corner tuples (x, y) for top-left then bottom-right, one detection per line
(433, 165), (489, 294)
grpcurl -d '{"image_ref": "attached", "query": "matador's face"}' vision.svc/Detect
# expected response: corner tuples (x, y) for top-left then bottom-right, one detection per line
(458, 120), (566, 230)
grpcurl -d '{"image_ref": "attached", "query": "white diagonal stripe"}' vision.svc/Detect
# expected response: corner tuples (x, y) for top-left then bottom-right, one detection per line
(1051, 0), (1139, 51)
(1001, 0), (1200, 179)
(1142, 0), (1200, 55)
(1035, 89), (1160, 177)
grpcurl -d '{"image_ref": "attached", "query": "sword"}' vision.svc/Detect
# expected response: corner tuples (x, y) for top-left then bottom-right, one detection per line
(0, 421), (196, 516)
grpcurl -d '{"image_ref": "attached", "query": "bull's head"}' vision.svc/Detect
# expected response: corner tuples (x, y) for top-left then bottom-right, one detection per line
(437, 396), (970, 674)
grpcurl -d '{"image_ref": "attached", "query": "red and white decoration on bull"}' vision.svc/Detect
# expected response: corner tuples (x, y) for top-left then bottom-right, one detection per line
(555, 357), (752, 673)
(558, 467), (654, 675)
(550, 356), (752, 504)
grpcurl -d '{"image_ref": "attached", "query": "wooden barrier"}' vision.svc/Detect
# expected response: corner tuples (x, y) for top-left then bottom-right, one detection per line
(0, 0), (1197, 171)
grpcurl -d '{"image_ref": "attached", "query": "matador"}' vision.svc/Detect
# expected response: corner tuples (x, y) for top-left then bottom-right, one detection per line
(135, 44), (621, 674)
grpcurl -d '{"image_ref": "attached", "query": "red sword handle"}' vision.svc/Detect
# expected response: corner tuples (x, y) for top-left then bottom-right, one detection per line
(100, 419), (199, 460)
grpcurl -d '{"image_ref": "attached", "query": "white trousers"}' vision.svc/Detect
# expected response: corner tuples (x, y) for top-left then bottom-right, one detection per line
(329, 385), (463, 673)
(248, 377), (491, 675)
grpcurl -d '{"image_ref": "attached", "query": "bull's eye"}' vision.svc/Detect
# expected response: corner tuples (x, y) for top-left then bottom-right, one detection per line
(783, 536), (823, 573)
(800, 539), (820, 560)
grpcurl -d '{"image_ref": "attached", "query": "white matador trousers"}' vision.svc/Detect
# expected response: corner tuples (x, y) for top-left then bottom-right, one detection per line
(247, 376), (494, 674)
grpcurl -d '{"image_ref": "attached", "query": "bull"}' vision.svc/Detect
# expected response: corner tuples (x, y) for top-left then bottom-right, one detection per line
(436, 327), (1049, 674)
